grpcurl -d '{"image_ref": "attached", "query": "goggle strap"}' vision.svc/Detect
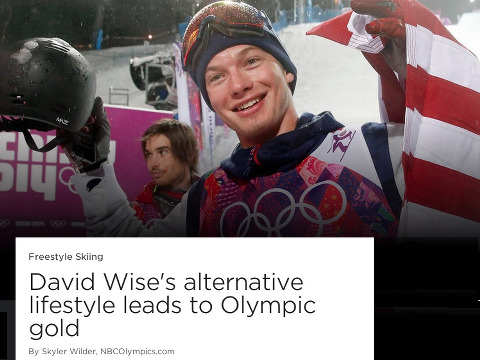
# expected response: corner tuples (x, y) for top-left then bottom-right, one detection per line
(185, 21), (272, 74)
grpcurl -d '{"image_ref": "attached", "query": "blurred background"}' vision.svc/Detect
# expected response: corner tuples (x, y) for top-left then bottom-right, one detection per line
(1, 0), (479, 49)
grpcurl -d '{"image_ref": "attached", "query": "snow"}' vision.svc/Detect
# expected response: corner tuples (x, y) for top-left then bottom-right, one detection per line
(446, 11), (480, 58)
(84, 12), (480, 175)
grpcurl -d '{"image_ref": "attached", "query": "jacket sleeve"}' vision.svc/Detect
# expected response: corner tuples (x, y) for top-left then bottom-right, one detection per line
(71, 163), (187, 237)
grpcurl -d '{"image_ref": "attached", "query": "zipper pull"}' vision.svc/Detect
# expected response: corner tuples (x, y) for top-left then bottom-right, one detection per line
(242, 144), (261, 177)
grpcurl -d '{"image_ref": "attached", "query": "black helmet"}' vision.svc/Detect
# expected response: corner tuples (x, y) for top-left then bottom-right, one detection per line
(0, 37), (96, 137)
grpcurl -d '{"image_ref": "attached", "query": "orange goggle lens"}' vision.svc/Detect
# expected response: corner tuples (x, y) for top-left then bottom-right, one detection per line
(181, 1), (273, 72)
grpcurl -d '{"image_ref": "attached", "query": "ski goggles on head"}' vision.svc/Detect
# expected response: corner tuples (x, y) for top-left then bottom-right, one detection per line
(181, 1), (278, 74)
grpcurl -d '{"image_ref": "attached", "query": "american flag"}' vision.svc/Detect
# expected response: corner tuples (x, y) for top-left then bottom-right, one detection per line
(306, 0), (480, 236)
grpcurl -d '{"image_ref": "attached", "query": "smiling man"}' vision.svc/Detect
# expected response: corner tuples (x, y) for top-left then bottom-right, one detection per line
(205, 45), (297, 148)
(65, 0), (479, 237)
(177, 0), (403, 236)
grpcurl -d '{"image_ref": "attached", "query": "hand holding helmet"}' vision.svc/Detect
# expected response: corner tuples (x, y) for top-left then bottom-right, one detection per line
(60, 96), (111, 174)
(0, 37), (110, 173)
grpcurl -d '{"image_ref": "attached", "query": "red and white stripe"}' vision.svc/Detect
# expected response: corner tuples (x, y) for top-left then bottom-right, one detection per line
(307, 0), (480, 236)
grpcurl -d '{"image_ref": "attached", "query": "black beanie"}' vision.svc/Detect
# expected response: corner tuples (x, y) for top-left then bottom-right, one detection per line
(188, 30), (297, 111)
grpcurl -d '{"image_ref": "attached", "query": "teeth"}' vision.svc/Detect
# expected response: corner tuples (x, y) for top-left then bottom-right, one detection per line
(237, 98), (259, 111)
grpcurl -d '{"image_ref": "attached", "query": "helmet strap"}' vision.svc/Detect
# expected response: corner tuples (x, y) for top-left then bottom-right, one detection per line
(1, 115), (68, 152)
(21, 128), (69, 153)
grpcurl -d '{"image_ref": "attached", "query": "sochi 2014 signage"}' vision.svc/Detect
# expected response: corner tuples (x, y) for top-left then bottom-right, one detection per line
(0, 105), (173, 240)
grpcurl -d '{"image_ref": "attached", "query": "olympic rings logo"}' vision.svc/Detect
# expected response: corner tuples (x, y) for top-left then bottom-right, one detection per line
(0, 219), (10, 228)
(58, 166), (78, 194)
(50, 220), (67, 229)
(220, 180), (347, 237)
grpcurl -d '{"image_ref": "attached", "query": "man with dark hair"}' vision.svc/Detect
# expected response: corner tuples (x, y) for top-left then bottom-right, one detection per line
(131, 119), (199, 226)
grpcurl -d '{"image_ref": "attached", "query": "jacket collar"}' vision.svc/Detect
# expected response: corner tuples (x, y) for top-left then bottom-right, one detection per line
(221, 111), (343, 179)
